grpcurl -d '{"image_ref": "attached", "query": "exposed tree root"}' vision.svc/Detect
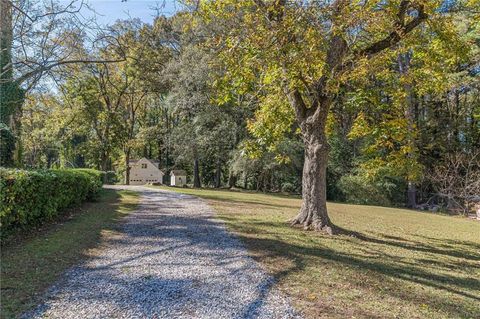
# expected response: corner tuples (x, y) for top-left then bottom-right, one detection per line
(289, 213), (336, 235)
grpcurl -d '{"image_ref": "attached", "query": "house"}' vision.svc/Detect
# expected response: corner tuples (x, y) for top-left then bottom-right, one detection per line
(128, 158), (164, 185)
(170, 170), (187, 187)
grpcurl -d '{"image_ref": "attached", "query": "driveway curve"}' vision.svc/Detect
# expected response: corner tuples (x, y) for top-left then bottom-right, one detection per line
(25, 185), (301, 319)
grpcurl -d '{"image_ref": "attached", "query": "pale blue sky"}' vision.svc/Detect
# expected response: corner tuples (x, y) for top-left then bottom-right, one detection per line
(61, 0), (183, 25)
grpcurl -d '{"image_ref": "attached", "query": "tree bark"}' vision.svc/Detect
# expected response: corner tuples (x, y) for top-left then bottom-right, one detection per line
(290, 120), (333, 234)
(0, 0), (16, 166)
(0, 0), (12, 89)
(193, 157), (201, 188)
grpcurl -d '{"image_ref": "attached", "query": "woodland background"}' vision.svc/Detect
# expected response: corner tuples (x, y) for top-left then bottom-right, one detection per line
(1, 0), (479, 213)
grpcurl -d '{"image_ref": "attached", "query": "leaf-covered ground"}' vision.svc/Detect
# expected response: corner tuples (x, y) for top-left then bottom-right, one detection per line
(155, 186), (480, 319)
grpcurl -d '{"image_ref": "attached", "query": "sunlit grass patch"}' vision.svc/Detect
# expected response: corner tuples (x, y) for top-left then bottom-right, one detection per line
(155, 186), (480, 319)
(0, 189), (139, 319)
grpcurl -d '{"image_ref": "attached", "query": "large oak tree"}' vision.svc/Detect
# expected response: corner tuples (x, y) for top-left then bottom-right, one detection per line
(197, 0), (471, 233)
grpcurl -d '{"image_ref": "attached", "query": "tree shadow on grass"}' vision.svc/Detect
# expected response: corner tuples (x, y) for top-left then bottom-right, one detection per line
(223, 217), (480, 318)
(21, 187), (479, 319)
(26, 189), (301, 319)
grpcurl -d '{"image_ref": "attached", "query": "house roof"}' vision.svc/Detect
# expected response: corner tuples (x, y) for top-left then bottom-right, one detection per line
(129, 158), (160, 165)
(170, 170), (187, 176)
(129, 158), (163, 173)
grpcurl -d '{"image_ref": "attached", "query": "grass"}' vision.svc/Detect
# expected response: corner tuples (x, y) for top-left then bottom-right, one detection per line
(154, 186), (480, 319)
(0, 189), (139, 319)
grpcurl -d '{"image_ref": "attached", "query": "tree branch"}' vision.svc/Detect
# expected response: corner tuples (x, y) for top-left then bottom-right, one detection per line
(355, 3), (428, 58)
(15, 58), (126, 85)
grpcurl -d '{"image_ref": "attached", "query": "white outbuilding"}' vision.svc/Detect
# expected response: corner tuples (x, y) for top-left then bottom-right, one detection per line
(170, 170), (187, 187)
(128, 158), (164, 185)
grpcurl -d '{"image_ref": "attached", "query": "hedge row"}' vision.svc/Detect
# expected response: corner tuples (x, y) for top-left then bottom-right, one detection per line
(0, 168), (104, 234)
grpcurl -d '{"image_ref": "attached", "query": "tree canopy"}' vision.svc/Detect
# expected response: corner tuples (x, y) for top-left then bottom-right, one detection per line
(2, 0), (479, 227)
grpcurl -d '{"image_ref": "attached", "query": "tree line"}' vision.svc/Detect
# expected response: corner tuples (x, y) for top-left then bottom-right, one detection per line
(1, 1), (479, 232)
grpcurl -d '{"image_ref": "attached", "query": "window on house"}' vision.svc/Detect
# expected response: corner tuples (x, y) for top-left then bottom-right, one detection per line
(141, 164), (147, 169)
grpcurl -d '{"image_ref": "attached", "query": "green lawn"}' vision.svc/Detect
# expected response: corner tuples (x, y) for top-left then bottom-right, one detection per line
(0, 189), (139, 319)
(154, 186), (480, 319)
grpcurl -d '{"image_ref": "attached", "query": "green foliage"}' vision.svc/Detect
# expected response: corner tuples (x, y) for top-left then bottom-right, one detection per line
(13, 5), (480, 211)
(160, 187), (480, 318)
(1, 190), (139, 318)
(0, 81), (25, 166)
(337, 173), (406, 207)
(104, 171), (119, 184)
(0, 124), (16, 167)
(0, 169), (103, 235)
(281, 182), (297, 193)
(231, 137), (304, 192)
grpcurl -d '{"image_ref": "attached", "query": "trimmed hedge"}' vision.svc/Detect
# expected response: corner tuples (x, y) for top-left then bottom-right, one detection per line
(0, 168), (103, 234)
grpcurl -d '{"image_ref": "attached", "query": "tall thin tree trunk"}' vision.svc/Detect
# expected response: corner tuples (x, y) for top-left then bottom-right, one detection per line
(407, 182), (416, 208)
(165, 144), (169, 172)
(214, 158), (221, 188)
(399, 53), (417, 208)
(193, 156), (201, 188)
(0, 0), (16, 167)
(0, 0), (12, 100)
(228, 172), (236, 189)
(124, 148), (131, 185)
(100, 150), (109, 183)
(256, 173), (262, 192)
(157, 137), (162, 165)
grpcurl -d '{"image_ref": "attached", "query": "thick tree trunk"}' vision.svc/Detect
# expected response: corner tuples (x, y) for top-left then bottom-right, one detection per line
(0, 0), (16, 167)
(286, 89), (335, 233)
(193, 157), (201, 188)
(290, 127), (333, 234)
(124, 148), (131, 185)
(0, 0), (12, 96)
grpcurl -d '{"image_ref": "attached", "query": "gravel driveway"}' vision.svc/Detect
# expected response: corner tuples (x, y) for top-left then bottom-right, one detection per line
(25, 186), (301, 319)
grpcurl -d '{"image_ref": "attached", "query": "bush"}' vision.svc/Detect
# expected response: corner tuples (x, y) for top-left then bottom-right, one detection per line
(338, 174), (395, 206)
(0, 168), (104, 235)
(281, 182), (297, 193)
(105, 171), (119, 184)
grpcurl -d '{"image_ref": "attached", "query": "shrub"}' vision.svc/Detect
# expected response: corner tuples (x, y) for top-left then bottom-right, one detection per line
(0, 168), (104, 235)
(281, 182), (297, 193)
(338, 174), (394, 206)
(105, 171), (119, 184)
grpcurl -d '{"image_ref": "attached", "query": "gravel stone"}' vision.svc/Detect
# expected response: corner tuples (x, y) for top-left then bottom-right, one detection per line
(24, 186), (302, 319)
